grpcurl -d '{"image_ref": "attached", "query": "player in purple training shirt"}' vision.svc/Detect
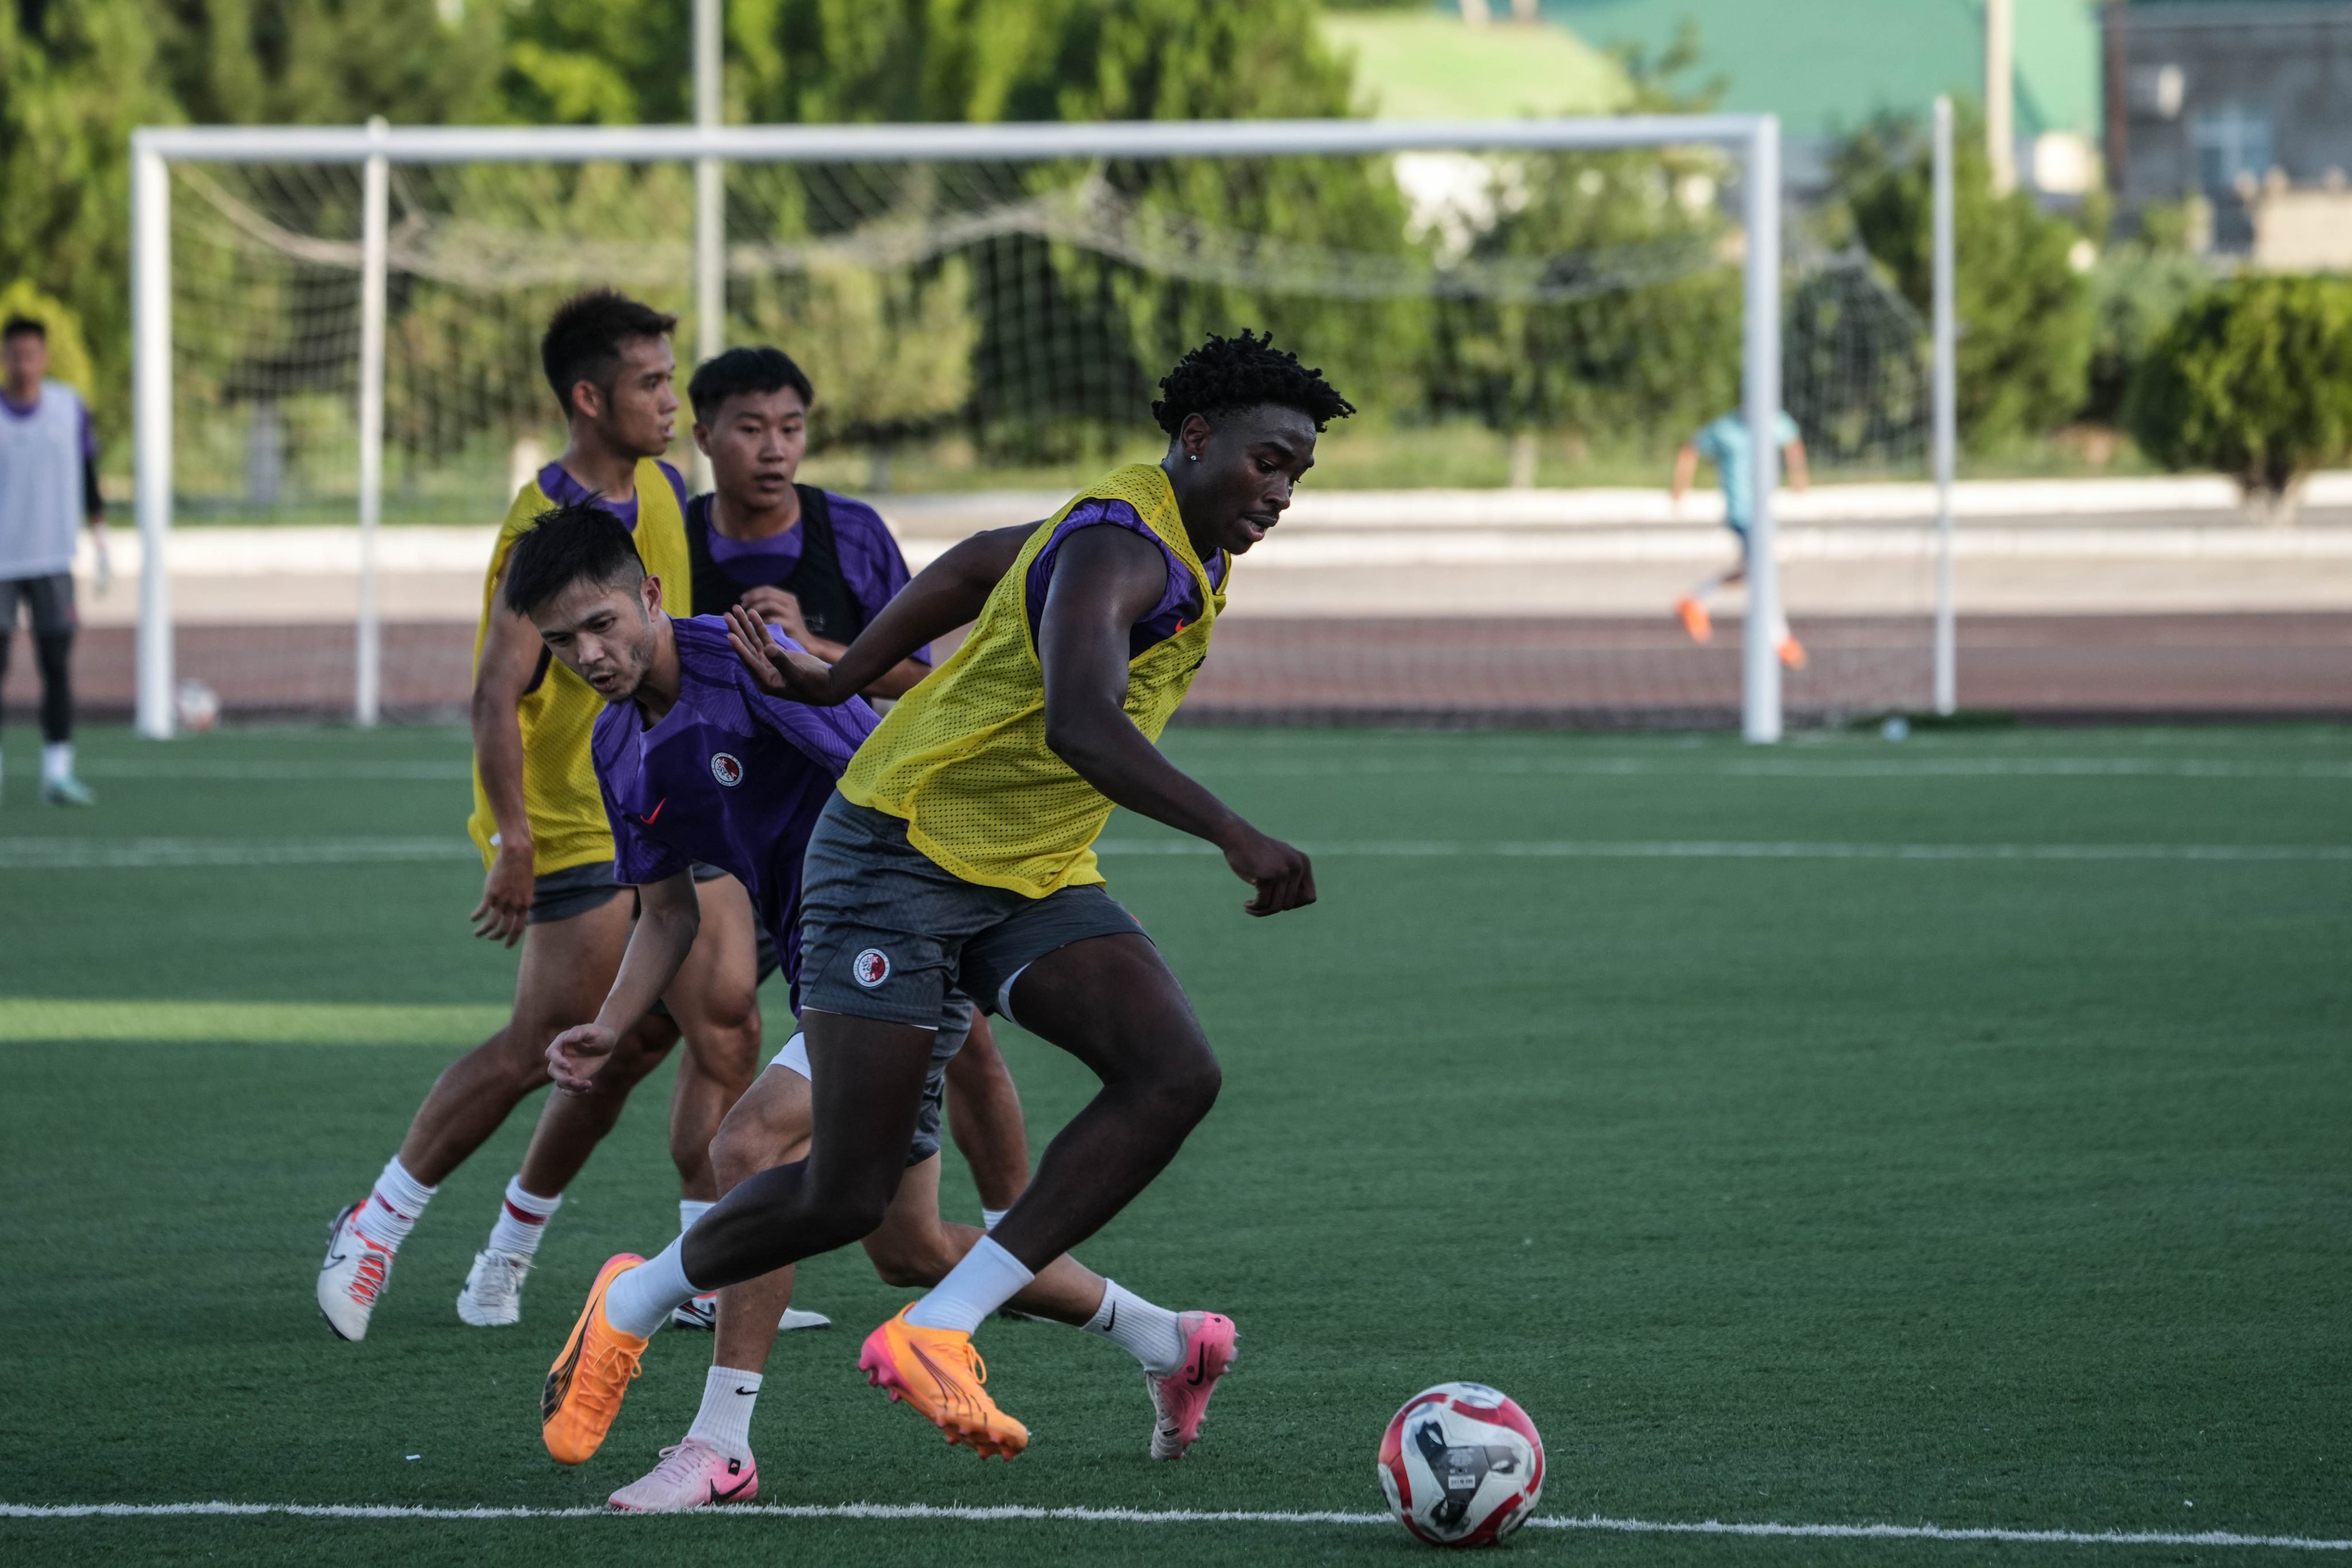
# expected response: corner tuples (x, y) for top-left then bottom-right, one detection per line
(682, 346), (934, 698)
(503, 504), (1221, 1505)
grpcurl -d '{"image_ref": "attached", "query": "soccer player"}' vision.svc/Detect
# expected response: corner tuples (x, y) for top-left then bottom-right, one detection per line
(1670, 408), (1810, 669)
(316, 291), (759, 1340)
(680, 345), (932, 700)
(508, 341), (1025, 1336)
(0, 314), (103, 806)
(540, 329), (1346, 1463)
(494, 508), (1223, 1499)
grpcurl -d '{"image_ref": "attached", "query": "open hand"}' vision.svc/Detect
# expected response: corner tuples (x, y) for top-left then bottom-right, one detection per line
(1220, 825), (1316, 917)
(470, 844), (534, 947)
(725, 604), (836, 704)
(738, 584), (810, 642)
(546, 1021), (619, 1093)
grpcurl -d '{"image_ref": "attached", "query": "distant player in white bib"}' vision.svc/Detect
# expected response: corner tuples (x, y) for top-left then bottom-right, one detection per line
(1670, 408), (1810, 670)
(0, 313), (104, 806)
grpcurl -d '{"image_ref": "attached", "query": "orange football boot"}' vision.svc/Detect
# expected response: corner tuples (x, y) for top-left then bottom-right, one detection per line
(541, 1253), (649, 1465)
(859, 1306), (1030, 1459)
(1778, 635), (1808, 669)
(1674, 596), (1713, 643)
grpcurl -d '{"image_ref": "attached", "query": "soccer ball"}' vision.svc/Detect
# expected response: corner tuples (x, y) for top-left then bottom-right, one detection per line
(1376, 1382), (1544, 1547)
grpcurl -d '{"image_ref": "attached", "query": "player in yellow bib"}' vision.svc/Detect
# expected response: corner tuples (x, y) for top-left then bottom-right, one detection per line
(544, 331), (1352, 1463)
(317, 293), (771, 1343)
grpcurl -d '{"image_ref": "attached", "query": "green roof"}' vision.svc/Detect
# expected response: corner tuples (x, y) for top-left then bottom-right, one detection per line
(1536, 0), (2101, 141)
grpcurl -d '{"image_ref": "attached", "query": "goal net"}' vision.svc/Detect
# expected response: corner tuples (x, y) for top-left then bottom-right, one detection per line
(130, 119), (1936, 735)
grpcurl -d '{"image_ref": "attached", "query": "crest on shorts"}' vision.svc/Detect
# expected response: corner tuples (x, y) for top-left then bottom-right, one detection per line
(709, 752), (744, 787)
(852, 948), (891, 988)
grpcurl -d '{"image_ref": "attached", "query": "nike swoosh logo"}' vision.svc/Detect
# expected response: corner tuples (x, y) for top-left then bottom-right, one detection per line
(734, 1386), (758, 1396)
(708, 1473), (756, 1503)
(640, 798), (666, 824)
(1186, 1343), (1210, 1386)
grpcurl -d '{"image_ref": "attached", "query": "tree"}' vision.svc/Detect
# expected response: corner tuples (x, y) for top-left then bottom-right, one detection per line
(2125, 275), (2352, 524)
(0, 0), (175, 437)
(152, 0), (500, 126)
(1833, 105), (2094, 448)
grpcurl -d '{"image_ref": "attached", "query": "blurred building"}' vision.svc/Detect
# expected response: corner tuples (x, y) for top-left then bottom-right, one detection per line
(1539, 0), (2102, 194)
(2109, 0), (2352, 258)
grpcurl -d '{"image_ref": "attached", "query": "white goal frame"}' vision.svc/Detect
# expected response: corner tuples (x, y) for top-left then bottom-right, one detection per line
(129, 114), (1795, 741)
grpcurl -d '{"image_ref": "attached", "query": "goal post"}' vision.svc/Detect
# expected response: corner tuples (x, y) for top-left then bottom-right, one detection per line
(128, 112), (1791, 739)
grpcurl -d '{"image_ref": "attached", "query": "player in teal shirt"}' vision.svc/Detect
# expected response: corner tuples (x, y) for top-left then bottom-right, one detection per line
(1671, 410), (1809, 667)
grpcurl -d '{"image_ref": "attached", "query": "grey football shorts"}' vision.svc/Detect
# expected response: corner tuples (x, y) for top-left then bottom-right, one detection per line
(768, 990), (975, 1166)
(529, 861), (623, 925)
(798, 794), (1148, 1029)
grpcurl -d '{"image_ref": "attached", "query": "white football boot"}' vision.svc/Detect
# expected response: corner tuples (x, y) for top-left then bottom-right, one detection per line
(607, 1438), (759, 1512)
(670, 1292), (832, 1332)
(456, 1247), (532, 1327)
(317, 1203), (394, 1341)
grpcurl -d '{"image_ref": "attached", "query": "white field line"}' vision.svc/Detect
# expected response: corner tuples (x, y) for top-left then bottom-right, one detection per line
(1, 1500), (2344, 1550)
(6, 837), (2349, 871)
(1182, 756), (2352, 781)
(0, 837), (476, 869)
(1095, 839), (2352, 864)
(72, 756), (2352, 783)
(78, 759), (472, 781)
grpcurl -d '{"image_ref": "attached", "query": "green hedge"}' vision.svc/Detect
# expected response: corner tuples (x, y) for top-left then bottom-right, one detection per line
(2125, 273), (2352, 513)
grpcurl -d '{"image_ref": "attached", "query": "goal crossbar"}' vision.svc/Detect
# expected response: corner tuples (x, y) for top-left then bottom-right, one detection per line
(128, 114), (1788, 739)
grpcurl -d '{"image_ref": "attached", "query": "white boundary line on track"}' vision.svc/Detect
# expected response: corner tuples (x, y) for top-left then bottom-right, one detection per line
(6, 837), (2349, 870)
(2, 1501), (2345, 1550)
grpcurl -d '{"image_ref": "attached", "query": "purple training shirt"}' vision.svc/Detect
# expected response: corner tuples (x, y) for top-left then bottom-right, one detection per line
(690, 489), (924, 659)
(592, 615), (878, 999)
(539, 459), (688, 530)
(1024, 497), (1227, 658)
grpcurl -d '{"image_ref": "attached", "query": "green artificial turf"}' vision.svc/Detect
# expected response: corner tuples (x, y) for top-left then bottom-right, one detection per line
(2, 722), (2347, 1566)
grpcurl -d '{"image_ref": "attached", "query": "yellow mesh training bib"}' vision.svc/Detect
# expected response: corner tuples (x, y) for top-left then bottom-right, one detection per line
(465, 459), (692, 876)
(841, 462), (1225, 898)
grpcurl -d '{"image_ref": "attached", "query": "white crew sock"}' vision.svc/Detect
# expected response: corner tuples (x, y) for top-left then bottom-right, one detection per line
(981, 1207), (1010, 1232)
(680, 1198), (714, 1235)
(1082, 1280), (1188, 1376)
(602, 1236), (701, 1339)
(904, 1236), (1034, 1334)
(686, 1366), (763, 1462)
(360, 1156), (437, 1253)
(485, 1177), (561, 1262)
(41, 741), (72, 785)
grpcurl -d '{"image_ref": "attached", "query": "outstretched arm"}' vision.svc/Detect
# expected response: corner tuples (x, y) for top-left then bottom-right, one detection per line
(544, 868), (700, 1091)
(1037, 526), (1314, 917)
(728, 523), (1034, 705)
(1670, 443), (1700, 505)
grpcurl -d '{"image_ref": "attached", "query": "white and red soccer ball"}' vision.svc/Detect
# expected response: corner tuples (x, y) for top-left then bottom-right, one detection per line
(1376, 1382), (1544, 1547)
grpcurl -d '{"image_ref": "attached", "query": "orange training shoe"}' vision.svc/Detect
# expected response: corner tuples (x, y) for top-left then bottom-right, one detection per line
(1675, 596), (1713, 644)
(1777, 635), (1808, 669)
(859, 1305), (1030, 1460)
(541, 1253), (650, 1465)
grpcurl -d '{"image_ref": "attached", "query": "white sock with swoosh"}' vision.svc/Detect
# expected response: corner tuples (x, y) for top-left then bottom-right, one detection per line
(903, 1235), (1033, 1333)
(686, 1365), (762, 1462)
(1082, 1280), (1185, 1376)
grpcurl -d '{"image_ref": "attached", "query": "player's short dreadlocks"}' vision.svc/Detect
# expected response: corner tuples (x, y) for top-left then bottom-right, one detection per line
(1151, 330), (1357, 436)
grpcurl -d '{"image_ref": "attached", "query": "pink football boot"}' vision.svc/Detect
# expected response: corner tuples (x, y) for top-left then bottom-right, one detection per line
(607, 1438), (759, 1512)
(1145, 1311), (1238, 1460)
